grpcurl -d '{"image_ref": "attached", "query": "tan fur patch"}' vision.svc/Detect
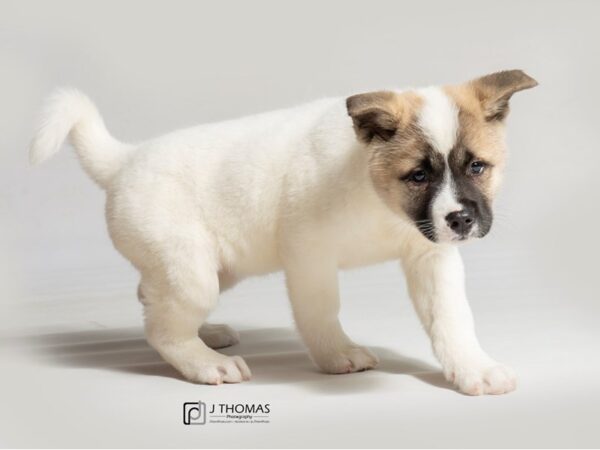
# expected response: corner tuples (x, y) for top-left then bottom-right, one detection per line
(346, 91), (423, 143)
(470, 70), (538, 121)
(443, 71), (537, 199)
(444, 84), (508, 198)
(347, 91), (441, 220)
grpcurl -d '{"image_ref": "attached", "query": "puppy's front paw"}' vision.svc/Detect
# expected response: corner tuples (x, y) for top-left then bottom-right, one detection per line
(314, 345), (379, 374)
(447, 360), (516, 395)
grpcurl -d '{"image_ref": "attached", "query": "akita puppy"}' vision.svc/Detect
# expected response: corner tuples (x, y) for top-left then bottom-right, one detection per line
(30, 70), (537, 395)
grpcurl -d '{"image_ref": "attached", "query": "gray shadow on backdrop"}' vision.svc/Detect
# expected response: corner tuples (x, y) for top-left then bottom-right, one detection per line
(8, 326), (452, 394)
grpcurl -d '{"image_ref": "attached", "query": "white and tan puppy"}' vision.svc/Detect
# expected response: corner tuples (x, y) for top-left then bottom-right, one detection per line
(30, 70), (537, 395)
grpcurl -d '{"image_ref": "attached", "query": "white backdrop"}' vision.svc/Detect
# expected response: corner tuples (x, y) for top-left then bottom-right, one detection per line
(1, 0), (599, 447)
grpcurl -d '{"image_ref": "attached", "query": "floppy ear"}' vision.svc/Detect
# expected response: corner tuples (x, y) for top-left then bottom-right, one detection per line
(470, 70), (538, 121)
(346, 91), (400, 143)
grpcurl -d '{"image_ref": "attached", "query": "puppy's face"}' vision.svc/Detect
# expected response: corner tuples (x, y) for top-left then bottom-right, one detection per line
(347, 70), (537, 243)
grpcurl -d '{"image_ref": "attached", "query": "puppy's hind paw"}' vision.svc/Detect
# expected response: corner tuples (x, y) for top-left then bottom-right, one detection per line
(180, 354), (252, 385)
(314, 345), (379, 374)
(199, 323), (240, 349)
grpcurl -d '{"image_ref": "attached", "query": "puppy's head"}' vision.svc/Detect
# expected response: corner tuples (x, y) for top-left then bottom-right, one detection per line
(347, 70), (537, 243)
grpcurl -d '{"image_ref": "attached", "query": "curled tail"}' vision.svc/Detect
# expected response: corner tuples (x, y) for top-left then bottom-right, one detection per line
(29, 88), (134, 188)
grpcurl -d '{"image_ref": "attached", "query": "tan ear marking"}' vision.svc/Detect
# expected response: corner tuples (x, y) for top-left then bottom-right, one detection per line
(346, 91), (400, 143)
(470, 69), (538, 121)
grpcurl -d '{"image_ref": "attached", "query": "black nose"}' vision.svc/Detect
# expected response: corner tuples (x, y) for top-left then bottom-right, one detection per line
(445, 210), (474, 237)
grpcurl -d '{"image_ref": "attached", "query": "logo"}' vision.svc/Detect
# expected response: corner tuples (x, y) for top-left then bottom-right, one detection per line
(183, 401), (207, 425)
(182, 401), (271, 425)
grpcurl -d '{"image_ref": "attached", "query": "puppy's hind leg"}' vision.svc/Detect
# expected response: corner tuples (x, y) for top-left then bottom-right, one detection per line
(141, 281), (240, 349)
(198, 270), (241, 349)
(140, 243), (250, 384)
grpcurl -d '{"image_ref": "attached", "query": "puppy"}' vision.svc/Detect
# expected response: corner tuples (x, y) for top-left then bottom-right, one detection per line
(30, 70), (537, 395)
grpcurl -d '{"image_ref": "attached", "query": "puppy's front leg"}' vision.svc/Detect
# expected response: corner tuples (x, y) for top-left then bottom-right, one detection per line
(284, 250), (379, 374)
(402, 245), (516, 395)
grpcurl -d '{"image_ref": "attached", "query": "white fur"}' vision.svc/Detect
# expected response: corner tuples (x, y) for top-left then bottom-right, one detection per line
(431, 171), (463, 241)
(30, 89), (134, 186)
(30, 88), (514, 394)
(416, 86), (458, 155)
(401, 245), (516, 395)
(418, 87), (470, 241)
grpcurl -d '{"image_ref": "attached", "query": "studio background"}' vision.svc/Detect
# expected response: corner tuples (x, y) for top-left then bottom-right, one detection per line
(1, 0), (599, 447)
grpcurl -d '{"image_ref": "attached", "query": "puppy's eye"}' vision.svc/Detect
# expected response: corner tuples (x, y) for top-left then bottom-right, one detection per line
(470, 161), (486, 175)
(409, 169), (427, 183)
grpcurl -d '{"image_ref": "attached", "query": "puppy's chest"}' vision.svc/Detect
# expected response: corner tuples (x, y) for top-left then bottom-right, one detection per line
(333, 215), (407, 268)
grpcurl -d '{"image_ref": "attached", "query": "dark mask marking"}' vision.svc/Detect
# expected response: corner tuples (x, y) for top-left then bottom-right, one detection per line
(400, 147), (446, 241)
(447, 146), (494, 237)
